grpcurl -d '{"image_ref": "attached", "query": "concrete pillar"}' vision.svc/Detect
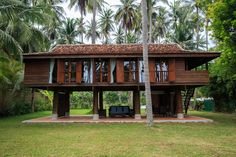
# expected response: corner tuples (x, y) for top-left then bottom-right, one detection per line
(133, 90), (141, 119)
(93, 90), (99, 120)
(176, 89), (184, 119)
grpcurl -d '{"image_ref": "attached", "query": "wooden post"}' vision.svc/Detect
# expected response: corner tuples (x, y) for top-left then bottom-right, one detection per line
(133, 90), (141, 119)
(170, 92), (175, 116)
(52, 91), (59, 120)
(99, 91), (103, 110)
(176, 89), (184, 119)
(93, 89), (99, 120)
(65, 92), (70, 117)
(31, 88), (35, 113)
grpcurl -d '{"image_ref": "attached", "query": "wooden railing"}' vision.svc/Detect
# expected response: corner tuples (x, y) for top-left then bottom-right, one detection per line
(155, 71), (169, 83)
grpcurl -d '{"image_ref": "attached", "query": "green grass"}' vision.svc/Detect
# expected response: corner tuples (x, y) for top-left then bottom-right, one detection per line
(0, 111), (236, 157)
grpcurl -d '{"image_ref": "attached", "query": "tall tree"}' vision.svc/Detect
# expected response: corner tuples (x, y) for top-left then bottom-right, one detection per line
(152, 6), (169, 43)
(141, 0), (153, 126)
(68, 0), (88, 43)
(87, 0), (106, 44)
(115, 0), (139, 43)
(98, 8), (114, 44)
(85, 20), (100, 43)
(113, 26), (125, 44)
(56, 18), (80, 44)
(147, 0), (157, 43)
(0, 0), (51, 60)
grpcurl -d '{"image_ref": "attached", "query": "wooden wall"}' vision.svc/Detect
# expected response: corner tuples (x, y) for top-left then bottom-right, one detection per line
(175, 58), (209, 83)
(24, 59), (49, 84)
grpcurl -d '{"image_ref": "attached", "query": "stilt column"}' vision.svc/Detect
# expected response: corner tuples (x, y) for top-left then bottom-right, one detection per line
(52, 91), (70, 120)
(93, 89), (99, 120)
(99, 91), (103, 110)
(170, 92), (175, 116)
(133, 90), (141, 119)
(176, 89), (184, 119)
(64, 92), (70, 117)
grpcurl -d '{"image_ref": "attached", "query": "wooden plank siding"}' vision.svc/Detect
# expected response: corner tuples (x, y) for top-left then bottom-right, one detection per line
(149, 58), (156, 83)
(168, 58), (176, 82)
(24, 59), (49, 84)
(57, 59), (65, 84)
(175, 58), (209, 83)
(76, 60), (82, 83)
(116, 59), (124, 83)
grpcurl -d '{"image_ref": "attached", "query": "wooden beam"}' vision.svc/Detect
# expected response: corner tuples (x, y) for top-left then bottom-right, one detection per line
(116, 59), (124, 83)
(176, 89), (184, 118)
(93, 89), (99, 120)
(133, 90), (141, 119)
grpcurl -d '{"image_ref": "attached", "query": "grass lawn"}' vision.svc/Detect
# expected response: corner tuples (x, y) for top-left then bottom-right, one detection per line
(0, 110), (236, 157)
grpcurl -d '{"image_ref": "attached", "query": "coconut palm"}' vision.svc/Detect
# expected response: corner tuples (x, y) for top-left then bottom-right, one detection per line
(98, 8), (114, 44)
(87, 0), (106, 44)
(0, 53), (23, 116)
(68, 0), (88, 43)
(113, 26), (125, 44)
(152, 6), (169, 43)
(147, 0), (158, 43)
(115, 0), (139, 43)
(141, 0), (153, 126)
(0, 0), (51, 60)
(56, 18), (80, 44)
(85, 20), (100, 43)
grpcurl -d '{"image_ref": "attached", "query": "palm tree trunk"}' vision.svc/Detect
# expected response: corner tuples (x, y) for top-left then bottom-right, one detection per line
(81, 13), (84, 44)
(92, 1), (97, 44)
(31, 88), (35, 113)
(149, 7), (152, 43)
(141, 0), (153, 126)
(196, 5), (200, 50)
(125, 27), (127, 43)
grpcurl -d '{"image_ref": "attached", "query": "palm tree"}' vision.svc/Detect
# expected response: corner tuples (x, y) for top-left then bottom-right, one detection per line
(115, 0), (139, 43)
(141, 0), (153, 126)
(98, 8), (114, 44)
(87, 0), (106, 44)
(152, 6), (169, 43)
(56, 18), (80, 44)
(147, 0), (158, 43)
(113, 26), (125, 44)
(68, 0), (88, 43)
(85, 20), (100, 43)
(0, 53), (23, 115)
(0, 0), (51, 60)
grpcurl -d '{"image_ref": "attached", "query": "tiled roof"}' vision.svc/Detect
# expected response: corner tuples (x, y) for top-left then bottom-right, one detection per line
(23, 44), (220, 58)
(50, 44), (184, 55)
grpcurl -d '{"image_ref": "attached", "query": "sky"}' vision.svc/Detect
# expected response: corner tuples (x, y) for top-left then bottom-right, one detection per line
(59, 0), (215, 47)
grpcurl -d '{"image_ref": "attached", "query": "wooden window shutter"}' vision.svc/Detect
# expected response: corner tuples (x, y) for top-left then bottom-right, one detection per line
(149, 58), (156, 83)
(76, 60), (82, 83)
(169, 58), (176, 82)
(116, 59), (124, 83)
(57, 59), (65, 84)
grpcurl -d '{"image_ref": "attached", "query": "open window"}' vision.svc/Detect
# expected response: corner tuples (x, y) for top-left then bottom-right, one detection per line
(64, 60), (76, 83)
(124, 60), (137, 82)
(155, 59), (168, 82)
(82, 60), (92, 83)
(94, 59), (109, 83)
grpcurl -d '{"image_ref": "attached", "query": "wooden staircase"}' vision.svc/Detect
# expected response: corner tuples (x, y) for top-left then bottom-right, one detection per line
(183, 88), (195, 114)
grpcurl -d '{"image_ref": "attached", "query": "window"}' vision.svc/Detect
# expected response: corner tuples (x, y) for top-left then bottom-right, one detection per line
(82, 60), (91, 83)
(155, 60), (168, 82)
(124, 60), (137, 82)
(64, 60), (76, 83)
(94, 59), (109, 83)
